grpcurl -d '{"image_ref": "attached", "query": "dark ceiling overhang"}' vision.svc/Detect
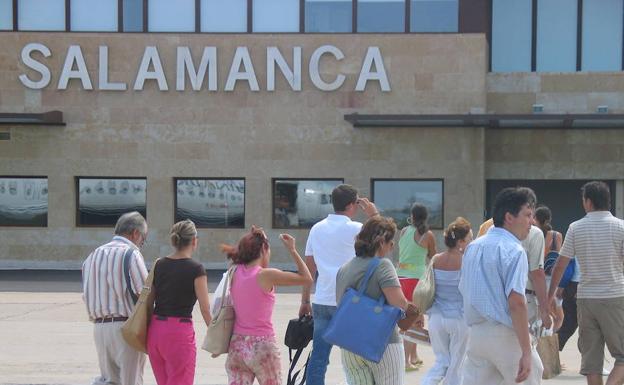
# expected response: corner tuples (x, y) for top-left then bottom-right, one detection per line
(344, 113), (624, 129)
(0, 111), (65, 126)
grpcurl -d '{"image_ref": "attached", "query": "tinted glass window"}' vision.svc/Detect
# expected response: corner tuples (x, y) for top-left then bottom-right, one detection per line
(175, 179), (245, 228)
(305, 0), (351, 33)
(71, 0), (117, 31)
(537, 0), (577, 72)
(358, 0), (404, 33)
(411, 0), (458, 32)
(372, 179), (444, 229)
(148, 0), (195, 32)
(201, 0), (247, 32)
(0, 177), (48, 227)
(491, 0), (532, 72)
(273, 179), (342, 228)
(582, 0), (623, 71)
(253, 0), (299, 32)
(18, 0), (65, 31)
(77, 178), (147, 226)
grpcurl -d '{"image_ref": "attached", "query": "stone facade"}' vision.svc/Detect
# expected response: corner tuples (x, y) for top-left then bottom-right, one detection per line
(0, 33), (487, 268)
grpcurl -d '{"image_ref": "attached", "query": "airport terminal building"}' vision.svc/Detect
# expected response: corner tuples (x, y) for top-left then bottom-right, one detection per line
(1, 0), (624, 269)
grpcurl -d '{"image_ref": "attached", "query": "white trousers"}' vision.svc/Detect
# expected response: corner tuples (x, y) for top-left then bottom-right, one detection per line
(341, 343), (404, 385)
(422, 313), (469, 385)
(92, 321), (146, 385)
(461, 321), (543, 385)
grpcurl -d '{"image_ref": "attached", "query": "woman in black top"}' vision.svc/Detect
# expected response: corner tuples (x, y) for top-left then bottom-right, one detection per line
(147, 219), (211, 385)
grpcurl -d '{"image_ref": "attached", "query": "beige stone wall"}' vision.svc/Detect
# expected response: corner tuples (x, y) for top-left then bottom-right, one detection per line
(0, 33), (487, 269)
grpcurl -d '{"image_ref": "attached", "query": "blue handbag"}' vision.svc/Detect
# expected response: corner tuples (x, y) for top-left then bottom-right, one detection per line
(322, 257), (403, 363)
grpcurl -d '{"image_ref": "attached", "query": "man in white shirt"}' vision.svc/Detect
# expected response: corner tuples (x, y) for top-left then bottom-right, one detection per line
(549, 181), (624, 385)
(300, 184), (379, 385)
(82, 211), (149, 385)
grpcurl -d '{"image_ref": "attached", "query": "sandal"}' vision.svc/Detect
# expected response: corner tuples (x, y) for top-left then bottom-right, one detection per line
(411, 358), (424, 366)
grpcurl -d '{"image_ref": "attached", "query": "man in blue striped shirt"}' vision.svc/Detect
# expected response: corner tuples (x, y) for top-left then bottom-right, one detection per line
(459, 187), (543, 384)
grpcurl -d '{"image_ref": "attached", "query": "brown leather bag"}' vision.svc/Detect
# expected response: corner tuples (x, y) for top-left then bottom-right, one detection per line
(121, 260), (157, 353)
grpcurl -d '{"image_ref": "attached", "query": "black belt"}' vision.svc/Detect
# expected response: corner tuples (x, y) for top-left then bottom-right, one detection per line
(94, 316), (128, 323)
(525, 289), (536, 295)
(155, 315), (192, 323)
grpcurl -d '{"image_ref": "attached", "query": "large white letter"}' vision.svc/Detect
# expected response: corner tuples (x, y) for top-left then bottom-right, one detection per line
(309, 45), (346, 91)
(19, 43), (52, 89)
(355, 47), (390, 92)
(99, 46), (127, 91)
(57, 45), (93, 90)
(267, 46), (301, 91)
(224, 47), (259, 92)
(134, 46), (169, 91)
(176, 46), (217, 91)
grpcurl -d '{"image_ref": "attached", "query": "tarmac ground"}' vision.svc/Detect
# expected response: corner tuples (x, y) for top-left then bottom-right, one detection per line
(0, 270), (589, 385)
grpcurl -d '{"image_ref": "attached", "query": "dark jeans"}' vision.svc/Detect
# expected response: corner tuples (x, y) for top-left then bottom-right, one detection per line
(559, 281), (578, 351)
(306, 304), (336, 385)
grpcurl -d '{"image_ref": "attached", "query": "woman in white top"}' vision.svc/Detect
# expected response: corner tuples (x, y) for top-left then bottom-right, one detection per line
(422, 217), (472, 385)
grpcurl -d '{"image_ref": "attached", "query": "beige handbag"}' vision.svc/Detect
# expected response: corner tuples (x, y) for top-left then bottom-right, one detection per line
(537, 332), (562, 379)
(412, 256), (437, 313)
(121, 259), (158, 354)
(202, 265), (237, 356)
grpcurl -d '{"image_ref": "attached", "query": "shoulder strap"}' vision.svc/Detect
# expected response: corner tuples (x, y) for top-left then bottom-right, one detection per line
(123, 248), (139, 304)
(213, 265), (237, 319)
(418, 231), (428, 244)
(357, 257), (381, 294)
(550, 231), (557, 251)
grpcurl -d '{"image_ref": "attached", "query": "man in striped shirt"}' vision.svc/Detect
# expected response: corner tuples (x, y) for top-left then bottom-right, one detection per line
(82, 211), (149, 385)
(549, 181), (624, 385)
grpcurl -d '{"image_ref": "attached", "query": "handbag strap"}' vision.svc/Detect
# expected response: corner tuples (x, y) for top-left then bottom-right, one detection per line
(213, 265), (236, 320)
(357, 257), (381, 295)
(287, 348), (310, 385)
(123, 248), (139, 304)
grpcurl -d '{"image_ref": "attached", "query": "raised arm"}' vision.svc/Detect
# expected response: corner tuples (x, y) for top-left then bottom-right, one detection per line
(259, 234), (313, 292)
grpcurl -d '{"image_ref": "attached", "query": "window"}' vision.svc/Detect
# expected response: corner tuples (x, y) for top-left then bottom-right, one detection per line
(76, 177), (146, 227)
(71, 0), (117, 31)
(582, 0), (623, 71)
(123, 0), (143, 32)
(0, 177), (48, 227)
(410, 0), (458, 32)
(371, 179), (443, 229)
(175, 178), (245, 228)
(18, 0), (65, 31)
(491, 0), (532, 72)
(148, 0), (195, 32)
(272, 179), (343, 228)
(253, 0), (299, 32)
(537, 0), (577, 72)
(0, 0), (12, 30)
(305, 0), (351, 33)
(358, 0), (404, 32)
(201, 0), (247, 32)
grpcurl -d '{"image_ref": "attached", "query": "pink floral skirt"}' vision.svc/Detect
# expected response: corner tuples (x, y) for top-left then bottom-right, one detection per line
(226, 334), (281, 385)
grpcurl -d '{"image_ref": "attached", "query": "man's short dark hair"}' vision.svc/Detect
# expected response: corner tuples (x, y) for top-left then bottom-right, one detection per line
(492, 187), (536, 227)
(582, 181), (611, 211)
(332, 184), (358, 212)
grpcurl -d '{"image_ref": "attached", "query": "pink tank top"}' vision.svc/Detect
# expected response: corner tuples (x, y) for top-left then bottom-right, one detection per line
(231, 264), (275, 336)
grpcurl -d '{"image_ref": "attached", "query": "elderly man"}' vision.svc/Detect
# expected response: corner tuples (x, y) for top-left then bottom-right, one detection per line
(82, 211), (149, 385)
(549, 181), (624, 385)
(460, 187), (543, 384)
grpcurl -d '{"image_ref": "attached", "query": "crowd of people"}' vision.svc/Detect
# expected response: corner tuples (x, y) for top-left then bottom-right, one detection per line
(81, 181), (624, 385)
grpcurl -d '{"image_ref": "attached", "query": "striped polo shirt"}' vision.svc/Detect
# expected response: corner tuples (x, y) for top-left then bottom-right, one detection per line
(82, 236), (148, 321)
(560, 211), (624, 299)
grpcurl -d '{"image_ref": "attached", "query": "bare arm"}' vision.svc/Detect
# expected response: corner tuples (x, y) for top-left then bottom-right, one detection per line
(259, 234), (313, 291)
(529, 268), (552, 329)
(382, 286), (409, 310)
(548, 255), (572, 300)
(300, 255), (317, 316)
(508, 291), (532, 383)
(426, 232), (437, 260)
(194, 275), (211, 326)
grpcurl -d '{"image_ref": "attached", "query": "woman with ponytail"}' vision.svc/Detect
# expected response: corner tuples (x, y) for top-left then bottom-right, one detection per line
(397, 203), (437, 370)
(147, 220), (211, 385)
(223, 226), (313, 385)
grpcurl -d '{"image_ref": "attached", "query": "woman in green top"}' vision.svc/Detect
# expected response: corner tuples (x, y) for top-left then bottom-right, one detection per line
(398, 203), (437, 370)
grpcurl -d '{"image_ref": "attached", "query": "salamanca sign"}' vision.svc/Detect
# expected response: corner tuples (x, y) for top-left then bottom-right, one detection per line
(19, 43), (391, 92)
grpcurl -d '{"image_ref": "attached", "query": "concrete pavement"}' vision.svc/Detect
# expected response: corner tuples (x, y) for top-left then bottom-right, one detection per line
(0, 272), (588, 385)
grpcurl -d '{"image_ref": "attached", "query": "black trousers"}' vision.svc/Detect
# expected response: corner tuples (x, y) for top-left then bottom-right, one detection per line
(558, 281), (578, 351)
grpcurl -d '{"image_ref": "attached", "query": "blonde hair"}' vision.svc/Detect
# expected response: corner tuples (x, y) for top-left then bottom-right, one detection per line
(170, 219), (197, 250)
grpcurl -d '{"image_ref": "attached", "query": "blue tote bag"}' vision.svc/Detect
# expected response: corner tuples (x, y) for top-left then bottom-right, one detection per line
(323, 257), (403, 363)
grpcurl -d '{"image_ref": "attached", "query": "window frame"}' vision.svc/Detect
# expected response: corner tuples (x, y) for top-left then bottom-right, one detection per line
(370, 178), (445, 230)
(271, 177), (344, 229)
(173, 177), (246, 229)
(75, 176), (147, 228)
(0, 175), (48, 228)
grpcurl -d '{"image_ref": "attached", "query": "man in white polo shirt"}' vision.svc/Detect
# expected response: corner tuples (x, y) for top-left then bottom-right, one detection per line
(300, 184), (379, 385)
(549, 181), (624, 385)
